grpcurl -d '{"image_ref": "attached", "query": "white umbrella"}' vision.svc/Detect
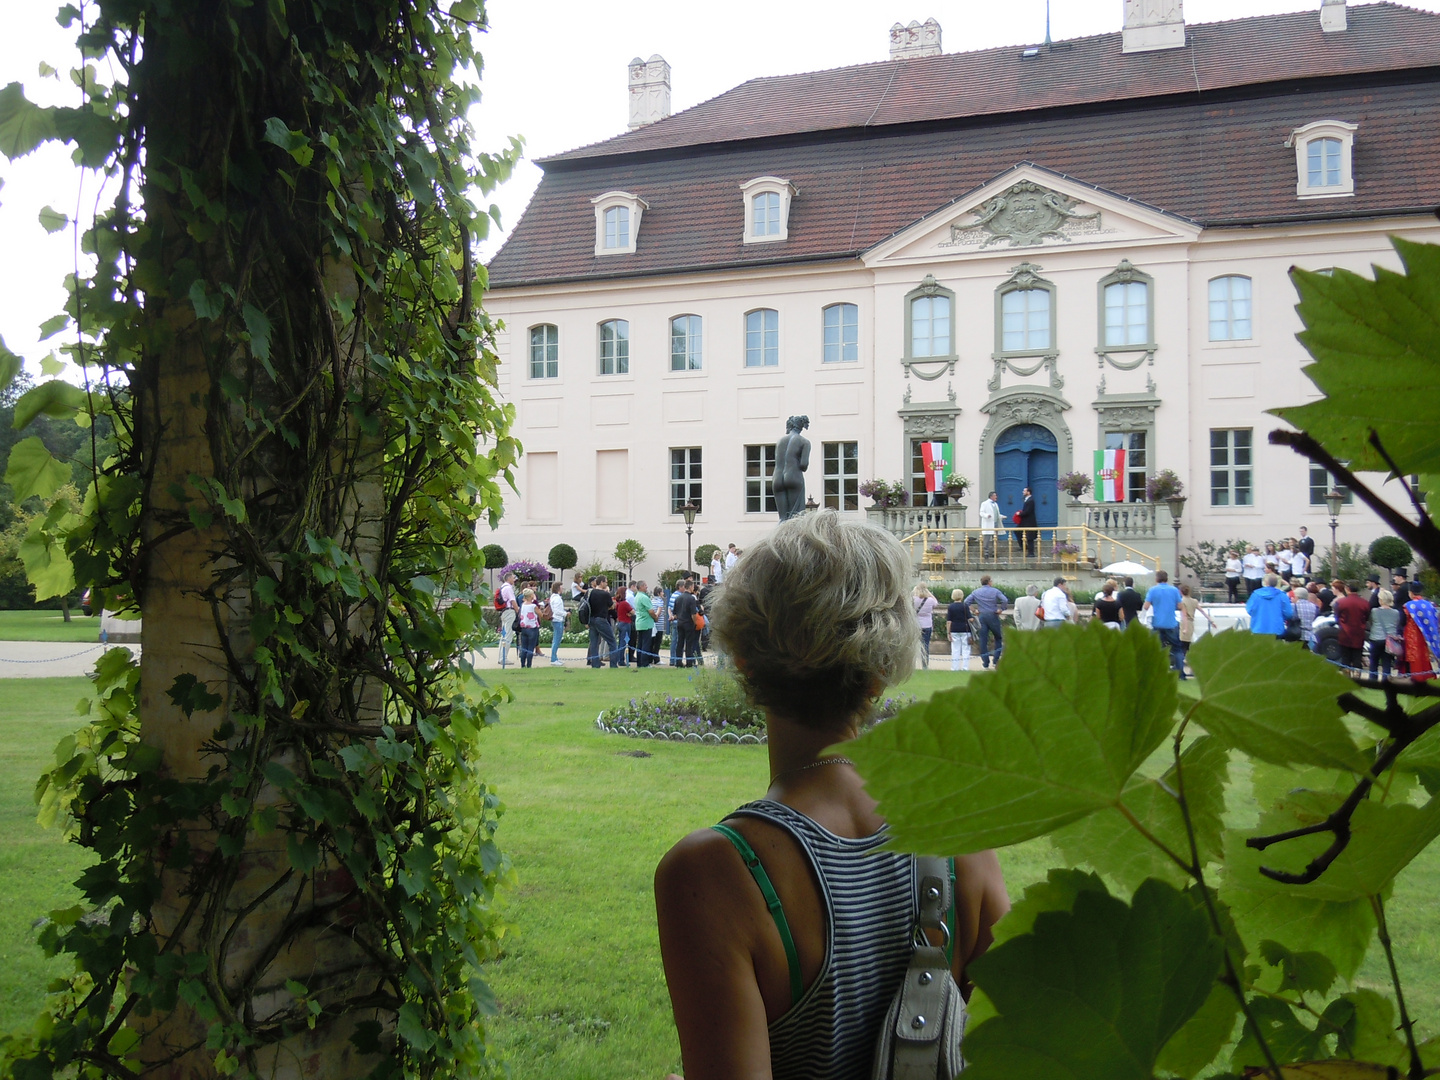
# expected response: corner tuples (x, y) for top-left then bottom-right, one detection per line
(1100, 560), (1155, 576)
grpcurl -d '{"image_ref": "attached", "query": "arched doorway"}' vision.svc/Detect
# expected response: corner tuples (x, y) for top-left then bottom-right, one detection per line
(994, 423), (1058, 531)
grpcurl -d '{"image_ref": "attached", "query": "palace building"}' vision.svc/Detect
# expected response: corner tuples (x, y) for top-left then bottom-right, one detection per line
(483, 0), (1440, 581)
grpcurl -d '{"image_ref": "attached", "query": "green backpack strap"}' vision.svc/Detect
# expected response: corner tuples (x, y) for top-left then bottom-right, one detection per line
(711, 823), (804, 1007)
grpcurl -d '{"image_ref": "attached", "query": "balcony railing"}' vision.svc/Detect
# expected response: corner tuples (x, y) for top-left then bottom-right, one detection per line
(865, 504), (967, 534)
(1083, 501), (1158, 538)
(896, 525), (1161, 575)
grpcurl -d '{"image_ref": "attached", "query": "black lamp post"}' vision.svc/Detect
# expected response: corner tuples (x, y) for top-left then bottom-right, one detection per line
(1325, 489), (1344, 576)
(682, 500), (698, 572)
(1165, 495), (1186, 577)
(805, 495), (819, 513)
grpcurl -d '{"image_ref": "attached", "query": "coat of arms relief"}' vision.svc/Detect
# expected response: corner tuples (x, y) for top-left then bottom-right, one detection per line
(946, 180), (1103, 248)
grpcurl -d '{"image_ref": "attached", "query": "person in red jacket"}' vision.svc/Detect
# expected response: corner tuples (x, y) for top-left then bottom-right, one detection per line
(1332, 579), (1371, 675)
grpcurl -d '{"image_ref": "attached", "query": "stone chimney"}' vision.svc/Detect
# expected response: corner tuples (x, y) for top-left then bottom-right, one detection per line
(1122, 0), (1186, 53)
(1321, 0), (1347, 33)
(890, 19), (942, 60)
(628, 54), (671, 130)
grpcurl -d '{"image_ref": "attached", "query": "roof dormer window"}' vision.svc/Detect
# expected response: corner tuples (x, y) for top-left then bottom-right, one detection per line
(740, 176), (796, 244)
(1289, 120), (1357, 199)
(591, 190), (647, 255)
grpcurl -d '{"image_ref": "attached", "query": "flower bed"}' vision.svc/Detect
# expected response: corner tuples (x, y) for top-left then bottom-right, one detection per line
(596, 676), (917, 745)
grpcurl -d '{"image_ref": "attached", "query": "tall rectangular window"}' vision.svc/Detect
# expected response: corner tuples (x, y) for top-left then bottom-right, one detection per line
(670, 315), (702, 371)
(744, 444), (776, 513)
(1104, 281), (1148, 347)
(745, 309), (779, 367)
(599, 319), (629, 375)
(528, 324), (558, 379)
(1002, 288), (1051, 351)
(823, 441), (859, 511)
(911, 296), (951, 357)
(1208, 276), (1252, 341)
(1309, 465), (1353, 506)
(1104, 431), (1148, 503)
(1210, 429), (1253, 507)
(823, 303), (858, 363)
(603, 205), (629, 249)
(752, 192), (780, 236)
(1307, 137), (1342, 188)
(670, 447), (702, 514)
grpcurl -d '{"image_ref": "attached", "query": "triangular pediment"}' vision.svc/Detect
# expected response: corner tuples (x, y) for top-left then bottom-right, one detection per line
(863, 163), (1202, 267)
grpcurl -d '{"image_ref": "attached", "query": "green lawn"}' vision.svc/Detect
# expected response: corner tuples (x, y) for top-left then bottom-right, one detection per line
(0, 666), (1437, 1077)
(0, 610), (101, 643)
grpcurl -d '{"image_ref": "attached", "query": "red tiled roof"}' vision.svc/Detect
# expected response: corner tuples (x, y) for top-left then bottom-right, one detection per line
(487, 80), (1440, 288)
(541, 3), (1440, 165)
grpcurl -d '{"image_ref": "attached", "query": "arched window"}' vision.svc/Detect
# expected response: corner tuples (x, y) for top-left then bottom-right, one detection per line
(822, 303), (858, 363)
(903, 276), (956, 369)
(752, 193), (780, 237)
(1104, 281), (1147, 347)
(1208, 276), (1252, 341)
(598, 319), (629, 375)
(1308, 138), (1342, 189)
(994, 263), (1057, 357)
(670, 315), (702, 371)
(528, 324), (558, 379)
(744, 309), (779, 367)
(1289, 120), (1357, 198)
(603, 206), (629, 249)
(740, 177), (796, 243)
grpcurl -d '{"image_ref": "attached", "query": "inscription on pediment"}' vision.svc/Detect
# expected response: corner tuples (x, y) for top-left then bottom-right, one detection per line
(941, 180), (1109, 250)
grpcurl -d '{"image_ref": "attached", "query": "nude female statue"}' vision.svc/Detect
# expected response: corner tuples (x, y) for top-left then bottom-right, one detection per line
(772, 415), (811, 521)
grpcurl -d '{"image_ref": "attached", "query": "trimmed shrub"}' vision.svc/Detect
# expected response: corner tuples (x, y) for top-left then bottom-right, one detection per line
(1369, 535), (1413, 573)
(547, 543), (578, 571)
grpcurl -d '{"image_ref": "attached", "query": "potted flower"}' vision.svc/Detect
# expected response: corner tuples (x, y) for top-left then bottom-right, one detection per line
(923, 542), (946, 569)
(942, 472), (969, 498)
(1146, 470), (1184, 503)
(860, 479), (911, 510)
(1057, 471), (1093, 500)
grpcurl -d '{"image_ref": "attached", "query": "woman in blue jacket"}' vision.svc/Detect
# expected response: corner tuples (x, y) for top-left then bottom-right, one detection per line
(1246, 573), (1295, 637)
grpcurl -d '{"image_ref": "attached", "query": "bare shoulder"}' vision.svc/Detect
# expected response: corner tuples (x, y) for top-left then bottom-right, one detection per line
(955, 849), (1007, 902)
(655, 827), (750, 910)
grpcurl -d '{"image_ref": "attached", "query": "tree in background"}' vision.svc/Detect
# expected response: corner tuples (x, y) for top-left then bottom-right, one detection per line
(1314, 540), (1374, 584)
(547, 542), (578, 576)
(614, 539), (646, 583)
(0, 1), (522, 1076)
(483, 542), (509, 591)
(693, 543), (720, 571)
(1370, 535), (1414, 576)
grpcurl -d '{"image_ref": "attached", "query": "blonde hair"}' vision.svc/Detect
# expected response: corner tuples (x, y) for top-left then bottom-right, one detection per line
(709, 511), (916, 727)
(1379, 589), (1394, 608)
(913, 584), (932, 600)
(951, 589), (965, 601)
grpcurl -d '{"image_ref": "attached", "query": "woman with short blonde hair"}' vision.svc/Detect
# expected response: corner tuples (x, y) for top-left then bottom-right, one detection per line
(656, 512), (1008, 1079)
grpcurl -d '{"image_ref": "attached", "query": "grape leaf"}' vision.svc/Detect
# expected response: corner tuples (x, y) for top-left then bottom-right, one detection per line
(1273, 238), (1440, 477)
(990, 868), (1111, 948)
(37, 205), (67, 233)
(0, 335), (19, 395)
(19, 515), (75, 600)
(1233, 996), (1328, 1069)
(1188, 631), (1364, 772)
(1258, 939), (1338, 996)
(1156, 980), (1240, 1079)
(963, 878), (1222, 1080)
(13, 379), (87, 429)
(4, 436), (70, 501)
(846, 621), (1176, 854)
(0, 82), (57, 159)
(1053, 735), (1230, 890)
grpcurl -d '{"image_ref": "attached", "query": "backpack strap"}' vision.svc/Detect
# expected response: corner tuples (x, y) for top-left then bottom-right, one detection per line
(711, 823), (803, 1007)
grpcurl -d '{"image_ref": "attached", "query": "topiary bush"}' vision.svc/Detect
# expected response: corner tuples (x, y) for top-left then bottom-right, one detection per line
(694, 543), (720, 569)
(482, 543), (508, 570)
(547, 542), (578, 572)
(1369, 535), (1413, 573)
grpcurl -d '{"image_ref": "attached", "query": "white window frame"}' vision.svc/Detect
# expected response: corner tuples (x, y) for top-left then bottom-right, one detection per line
(822, 303), (859, 363)
(744, 444), (777, 514)
(591, 190), (647, 256)
(1103, 430), (1149, 504)
(670, 314), (702, 372)
(1209, 428), (1254, 508)
(598, 319), (629, 376)
(823, 441), (860, 511)
(670, 447), (702, 514)
(1208, 275), (1253, 342)
(1309, 465), (1353, 507)
(528, 324), (558, 380)
(740, 176), (797, 244)
(1288, 120), (1357, 199)
(744, 308), (780, 368)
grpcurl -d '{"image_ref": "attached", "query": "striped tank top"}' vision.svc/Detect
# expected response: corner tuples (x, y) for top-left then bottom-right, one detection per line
(726, 799), (917, 1080)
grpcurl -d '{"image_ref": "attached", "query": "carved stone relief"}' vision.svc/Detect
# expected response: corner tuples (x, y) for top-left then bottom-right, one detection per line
(947, 180), (1102, 249)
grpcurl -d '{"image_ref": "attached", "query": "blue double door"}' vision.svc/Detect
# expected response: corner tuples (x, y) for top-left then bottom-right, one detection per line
(994, 424), (1058, 536)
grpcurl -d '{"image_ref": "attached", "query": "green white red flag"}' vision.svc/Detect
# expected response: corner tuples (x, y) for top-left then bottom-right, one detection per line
(1094, 447), (1126, 502)
(921, 441), (953, 494)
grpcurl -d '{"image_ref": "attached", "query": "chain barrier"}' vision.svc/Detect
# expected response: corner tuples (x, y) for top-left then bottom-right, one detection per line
(0, 643), (108, 665)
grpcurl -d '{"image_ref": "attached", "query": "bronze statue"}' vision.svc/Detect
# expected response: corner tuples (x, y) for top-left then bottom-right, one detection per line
(772, 415), (811, 521)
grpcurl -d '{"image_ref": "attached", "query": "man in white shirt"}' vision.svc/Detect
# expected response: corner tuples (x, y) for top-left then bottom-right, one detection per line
(498, 573), (518, 668)
(1290, 549), (1309, 582)
(724, 544), (739, 576)
(1242, 547), (1266, 597)
(1040, 578), (1073, 627)
(978, 491), (1001, 559)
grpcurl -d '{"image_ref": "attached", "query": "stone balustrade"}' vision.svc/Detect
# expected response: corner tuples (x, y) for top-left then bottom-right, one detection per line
(1082, 501), (1159, 538)
(864, 503), (968, 534)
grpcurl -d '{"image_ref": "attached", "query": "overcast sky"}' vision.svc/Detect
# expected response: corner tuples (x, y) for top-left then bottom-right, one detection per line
(1, 0), (1433, 372)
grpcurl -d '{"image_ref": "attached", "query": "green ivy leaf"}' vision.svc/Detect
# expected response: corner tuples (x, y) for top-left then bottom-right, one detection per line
(0, 82), (57, 159)
(4, 436), (70, 500)
(13, 380), (87, 428)
(261, 116), (314, 166)
(1154, 980), (1240, 1079)
(165, 673), (223, 718)
(846, 622), (1176, 854)
(964, 878), (1222, 1080)
(395, 1002), (436, 1051)
(242, 302), (272, 361)
(37, 204), (68, 233)
(1188, 630), (1364, 772)
(1274, 238), (1440, 476)
(1052, 735), (1229, 891)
